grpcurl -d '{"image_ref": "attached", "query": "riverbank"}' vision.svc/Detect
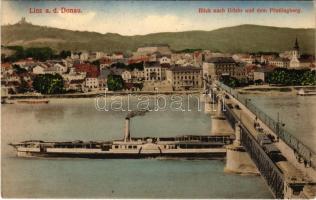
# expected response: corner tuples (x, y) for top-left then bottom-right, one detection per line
(3, 90), (202, 100)
(237, 85), (316, 96)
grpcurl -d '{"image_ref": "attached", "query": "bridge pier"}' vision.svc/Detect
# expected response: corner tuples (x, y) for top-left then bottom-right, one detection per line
(202, 94), (213, 114)
(224, 122), (259, 175)
(210, 96), (233, 135)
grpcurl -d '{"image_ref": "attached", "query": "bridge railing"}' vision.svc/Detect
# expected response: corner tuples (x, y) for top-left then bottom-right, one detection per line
(223, 102), (284, 198)
(218, 82), (316, 169)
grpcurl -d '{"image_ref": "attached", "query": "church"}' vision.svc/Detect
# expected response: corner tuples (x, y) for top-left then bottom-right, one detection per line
(289, 38), (300, 68)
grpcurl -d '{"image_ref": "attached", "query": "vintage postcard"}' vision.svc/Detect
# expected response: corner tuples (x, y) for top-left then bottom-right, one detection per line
(1, 0), (316, 199)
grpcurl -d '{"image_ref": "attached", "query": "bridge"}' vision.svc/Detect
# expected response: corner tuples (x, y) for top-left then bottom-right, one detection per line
(204, 80), (316, 199)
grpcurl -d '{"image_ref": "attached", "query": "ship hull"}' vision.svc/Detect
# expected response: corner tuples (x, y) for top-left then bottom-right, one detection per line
(16, 151), (226, 159)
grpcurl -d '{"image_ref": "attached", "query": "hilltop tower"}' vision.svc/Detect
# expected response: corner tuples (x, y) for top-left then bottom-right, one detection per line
(17, 17), (30, 25)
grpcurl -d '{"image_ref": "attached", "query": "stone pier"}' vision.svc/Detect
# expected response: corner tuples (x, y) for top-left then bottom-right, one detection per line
(224, 122), (259, 175)
(210, 96), (233, 135)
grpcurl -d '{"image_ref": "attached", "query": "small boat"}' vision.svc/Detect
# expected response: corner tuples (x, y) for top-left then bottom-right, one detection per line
(16, 99), (49, 104)
(297, 89), (316, 96)
(1, 99), (14, 104)
(297, 89), (305, 96)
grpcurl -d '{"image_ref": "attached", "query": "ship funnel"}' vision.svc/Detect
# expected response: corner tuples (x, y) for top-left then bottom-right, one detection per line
(124, 110), (148, 141)
(124, 117), (130, 142)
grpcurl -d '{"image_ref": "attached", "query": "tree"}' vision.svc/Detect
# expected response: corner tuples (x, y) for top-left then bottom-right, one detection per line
(111, 62), (126, 69)
(91, 60), (101, 68)
(267, 68), (316, 86)
(127, 62), (144, 70)
(25, 47), (54, 61)
(107, 74), (124, 91)
(4, 46), (56, 62)
(59, 50), (71, 59)
(16, 79), (30, 93)
(220, 75), (239, 88)
(32, 74), (64, 94)
(254, 79), (263, 85)
(133, 83), (144, 91)
(12, 65), (27, 74)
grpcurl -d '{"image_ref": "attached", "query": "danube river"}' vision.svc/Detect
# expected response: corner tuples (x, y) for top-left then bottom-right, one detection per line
(2, 96), (274, 198)
(247, 95), (316, 152)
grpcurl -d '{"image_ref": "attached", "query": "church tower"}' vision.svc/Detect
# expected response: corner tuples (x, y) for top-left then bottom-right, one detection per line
(289, 37), (300, 68)
(292, 37), (300, 59)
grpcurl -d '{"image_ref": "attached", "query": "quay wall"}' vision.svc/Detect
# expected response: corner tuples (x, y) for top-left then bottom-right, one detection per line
(6, 91), (201, 100)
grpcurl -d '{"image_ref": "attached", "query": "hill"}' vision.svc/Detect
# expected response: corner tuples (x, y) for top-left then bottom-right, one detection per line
(1, 23), (314, 54)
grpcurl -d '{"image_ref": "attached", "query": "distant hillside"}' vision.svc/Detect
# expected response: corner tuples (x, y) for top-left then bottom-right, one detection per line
(1, 23), (315, 54)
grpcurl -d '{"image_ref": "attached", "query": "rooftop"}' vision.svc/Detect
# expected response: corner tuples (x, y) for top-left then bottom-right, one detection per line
(271, 57), (290, 62)
(206, 57), (236, 64)
(169, 66), (201, 72)
(144, 61), (160, 68)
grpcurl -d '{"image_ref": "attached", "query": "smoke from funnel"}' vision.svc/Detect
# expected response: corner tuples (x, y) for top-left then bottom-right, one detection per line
(124, 110), (148, 141)
(125, 110), (149, 119)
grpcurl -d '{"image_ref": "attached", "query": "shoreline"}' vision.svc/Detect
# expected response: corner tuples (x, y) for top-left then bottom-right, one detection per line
(3, 84), (316, 100)
(3, 90), (202, 100)
(237, 85), (316, 96)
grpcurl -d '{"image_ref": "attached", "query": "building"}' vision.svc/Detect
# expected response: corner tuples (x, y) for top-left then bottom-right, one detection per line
(159, 56), (171, 64)
(280, 38), (301, 60)
(98, 68), (113, 90)
(244, 64), (258, 80)
(193, 51), (203, 67)
(269, 58), (290, 68)
(121, 70), (132, 82)
(99, 58), (113, 69)
(32, 64), (46, 74)
(62, 68), (86, 82)
(260, 54), (277, 64)
(74, 63), (100, 78)
(71, 52), (80, 60)
(171, 53), (194, 66)
(44, 63), (68, 74)
(232, 54), (255, 64)
(85, 76), (99, 90)
(166, 66), (202, 91)
(66, 79), (84, 92)
(17, 17), (28, 25)
(135, 44), (172, 56)
(144, 61), (162, 81)
(289, 56), (300, 68)
(277, 38), (304, 68)
(1, 63), (12, 76)
(128, 56), (149, 65)
(80, 52), (89, 61)
(289, 38), (301, 68)
(13, 58), (35, 70)
(202, 57), (246, 80)
(110, 52), (124, 60)
(253, 67), (273, 83)
(160, 63), (171, 81)
(299, 56), (316, 68)
(131, 68), (144, 80)
(95, 52), (106, 59)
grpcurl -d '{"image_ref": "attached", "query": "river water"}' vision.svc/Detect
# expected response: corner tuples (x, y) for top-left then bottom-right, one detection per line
(246, 95), (316, 152)
(2, 95), (274, 198)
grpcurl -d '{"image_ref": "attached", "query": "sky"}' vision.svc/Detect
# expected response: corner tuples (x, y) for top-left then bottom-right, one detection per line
(1, 1), (315, 36)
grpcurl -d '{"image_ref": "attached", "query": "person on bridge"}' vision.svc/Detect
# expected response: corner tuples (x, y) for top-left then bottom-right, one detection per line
(253, 116), (259, 129)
